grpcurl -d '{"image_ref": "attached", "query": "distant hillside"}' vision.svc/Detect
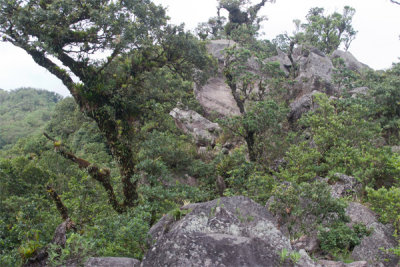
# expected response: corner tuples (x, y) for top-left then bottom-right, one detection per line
(0, 88), (62, 148)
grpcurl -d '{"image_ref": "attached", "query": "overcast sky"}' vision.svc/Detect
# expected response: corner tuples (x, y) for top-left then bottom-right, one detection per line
(0, 0), (399, 97)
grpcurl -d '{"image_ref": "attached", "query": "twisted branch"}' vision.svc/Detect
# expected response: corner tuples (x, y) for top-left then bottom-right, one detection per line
(43, 133), (126, 213)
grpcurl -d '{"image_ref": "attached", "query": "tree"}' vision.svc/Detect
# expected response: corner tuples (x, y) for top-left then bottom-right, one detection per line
(301, 6), (357, 54)
(217, 0), (275, 41)
(0, 0), (211, 213)
(195, 16), (226, 40)
(222, 44), (286, 162)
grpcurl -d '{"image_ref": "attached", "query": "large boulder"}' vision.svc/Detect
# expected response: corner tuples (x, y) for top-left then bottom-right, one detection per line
(327, 173), (362, 199)
(292, 47), (337, 98)
(331, 50), (370, 73)
(169, 107), (221, 146)
(288, 90), (320, 123)
(346, 202), (399, 267)
(141, 196), (317, 267)
(206, 39), (236, 63)
(194, 76), (241, 117)
(265, 49), (292, 76)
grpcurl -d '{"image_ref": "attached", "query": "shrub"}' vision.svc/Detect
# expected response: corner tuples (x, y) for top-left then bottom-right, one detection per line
(318, 223), (370, 257)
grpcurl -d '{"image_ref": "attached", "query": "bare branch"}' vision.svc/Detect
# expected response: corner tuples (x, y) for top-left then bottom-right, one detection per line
(391, 0), (400, 5)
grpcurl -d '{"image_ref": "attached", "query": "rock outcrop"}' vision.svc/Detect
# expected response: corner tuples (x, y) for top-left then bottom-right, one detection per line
(327, 173), (362, 199)
(169, 107), (221, 146)
(265, 49), (292, 76)
(197, 41), (371, 120)
(141, 196), (316, 267)
(291, 46), (337, 98)
(331, 50), (370, 73)
(346, 202), (399, 267)
(288, 90), (320, 123)
(206, 39), (236, 63)
(194, 76), (240, 117)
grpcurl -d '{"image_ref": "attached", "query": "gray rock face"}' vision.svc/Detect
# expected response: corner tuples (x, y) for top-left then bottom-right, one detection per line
(85, 257), (140, 267)
(194, 76), (240, 116)
(346, 202), (399, 267)
(292, 47), (336, 98)
(141, 196), (315, 267)
(318, 260), (367, 267)
(206, 39), (236, 63)
(292, 234), (320, 254)
(169, 107), (221, 146)
(265, 49), (292, 76)
(288, 90), (321, 122)
(331, 50), (370, 72)
(328, 173), (362, 199)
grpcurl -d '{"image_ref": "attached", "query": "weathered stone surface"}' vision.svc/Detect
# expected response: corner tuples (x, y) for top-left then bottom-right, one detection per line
(206, 39), (236, 62)
(346, 202), (399, 267)
(142, 196), (315, 267)
(265, 49), (292, 76)
(331, 50), (370, 72)
(345, 202), (377, 227)
(328, 173), (362, 199)
(288, 90), (321, 122)
(85, 257), (140, 267)
(292, 235), (320, 254)
(194, 76), (241, 117)
(318, 260), (367, 267)
(170, 107), (221, 146)
(194, 39), (241, 116)
(292, 47), (336, 98)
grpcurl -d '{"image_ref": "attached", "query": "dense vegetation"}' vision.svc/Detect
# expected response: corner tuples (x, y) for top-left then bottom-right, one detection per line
(0, 88), (61, 149)
(0, 0), (399, 266)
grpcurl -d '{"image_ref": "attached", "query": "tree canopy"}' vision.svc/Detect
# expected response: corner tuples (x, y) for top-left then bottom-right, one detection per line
(0, 0), (212, 212)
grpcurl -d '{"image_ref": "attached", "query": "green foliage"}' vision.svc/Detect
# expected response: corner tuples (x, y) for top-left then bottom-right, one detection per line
(300, 6), (357, 54)
(332, 58), (361, 92)
(279, 93), (398, 187)
(274, 6), (357, 55)
(169, 207), (191, 221)
(81, 208), (151, 259)
(0, 88), (61, 149)
(17, 232), (41, 262)
(269, 181), (348, 235)
(215, 0), (272, 42)
(278, 248), (301, 265)
(47, 233), (95, 266)
(279, 248), (289, 264)
(0, 1), (399, 265)
(221, 43), (288, 162)
(318, 223), (370, 257)
(215, 147), (275, 202)
(367, 186), (400, 231)
(363, 63), (400, 144)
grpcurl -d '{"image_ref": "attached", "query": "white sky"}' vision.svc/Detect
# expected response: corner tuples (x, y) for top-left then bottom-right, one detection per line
(0, 0), (399, 97)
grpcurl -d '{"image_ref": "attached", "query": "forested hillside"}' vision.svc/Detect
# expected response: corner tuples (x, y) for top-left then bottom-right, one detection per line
(0, 0), (399, 266)
(0, 88), (61, 149)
